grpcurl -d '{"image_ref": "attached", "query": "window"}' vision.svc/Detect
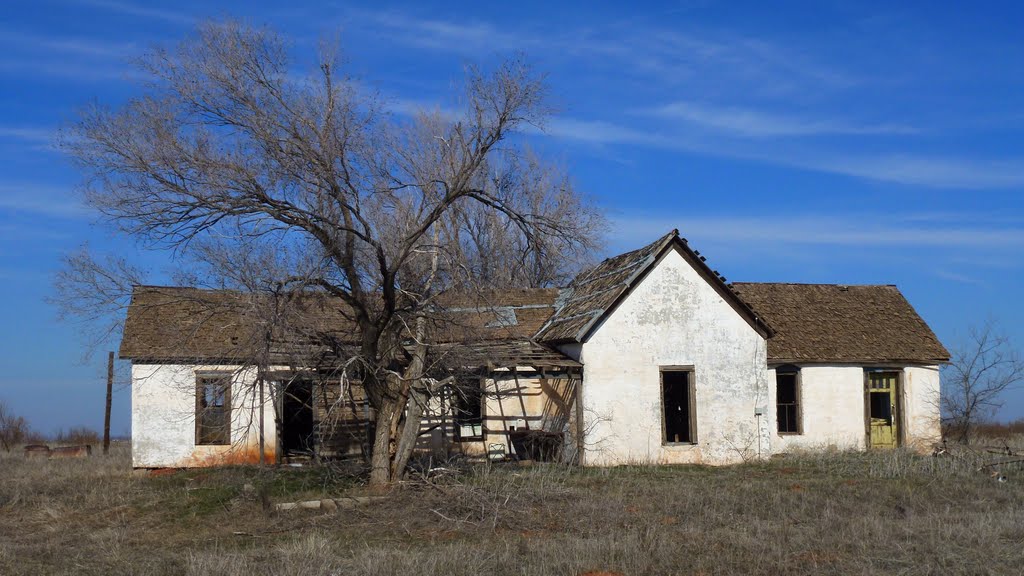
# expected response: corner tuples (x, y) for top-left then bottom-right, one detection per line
(776, 369), (801, 434)
(453, 380), (484, 441)
(661, 369), (696, 444)
(196, 374), (231, 445)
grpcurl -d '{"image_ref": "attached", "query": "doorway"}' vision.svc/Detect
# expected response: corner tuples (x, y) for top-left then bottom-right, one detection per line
(281, 380), (315, 456)
(867, 371), (899, 449)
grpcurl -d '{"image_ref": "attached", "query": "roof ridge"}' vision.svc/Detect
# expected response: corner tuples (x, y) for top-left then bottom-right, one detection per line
(732, 282), (898, 288)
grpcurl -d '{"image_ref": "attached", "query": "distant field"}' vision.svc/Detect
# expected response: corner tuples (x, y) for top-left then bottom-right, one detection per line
(1, 443), (1022, 575)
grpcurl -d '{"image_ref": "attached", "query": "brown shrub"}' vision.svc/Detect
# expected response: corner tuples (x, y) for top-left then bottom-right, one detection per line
(52, 426), (101, 445)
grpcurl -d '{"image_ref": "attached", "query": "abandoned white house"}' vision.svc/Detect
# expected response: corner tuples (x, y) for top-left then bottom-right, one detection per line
(120, 230), (949, 469)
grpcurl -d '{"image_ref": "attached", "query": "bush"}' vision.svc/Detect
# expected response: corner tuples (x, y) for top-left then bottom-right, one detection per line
(53, 426), (101, 445)
(0, 401), (31, 451)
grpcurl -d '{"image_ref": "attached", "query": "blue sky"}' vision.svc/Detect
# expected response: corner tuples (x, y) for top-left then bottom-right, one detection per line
(2, 0), (1024, 434)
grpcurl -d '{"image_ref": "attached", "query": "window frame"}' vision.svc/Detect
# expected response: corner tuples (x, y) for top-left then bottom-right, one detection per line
(660, 366), (697, 446)
(775, 367), (803, 436)
(195, 372), (232, 446)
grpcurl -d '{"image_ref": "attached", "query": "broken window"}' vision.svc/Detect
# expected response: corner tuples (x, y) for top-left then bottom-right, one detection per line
(454, 380), (484, 441)
(196, 374), (231, 445)
(662, 369), (696, 444)
(776, 369), (801, 434)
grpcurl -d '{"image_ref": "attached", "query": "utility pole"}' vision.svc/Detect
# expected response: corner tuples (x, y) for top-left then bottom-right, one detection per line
(104, 351), (113, 455)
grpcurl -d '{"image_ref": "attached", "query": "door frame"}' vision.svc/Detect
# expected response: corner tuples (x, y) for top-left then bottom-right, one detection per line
(863, 368), (905, 448)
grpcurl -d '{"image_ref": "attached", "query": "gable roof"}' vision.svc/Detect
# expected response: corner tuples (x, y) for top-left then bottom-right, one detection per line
(535, 230), (773, 343)
(119, 285), (577, 368)
(731, 283), (949, 364)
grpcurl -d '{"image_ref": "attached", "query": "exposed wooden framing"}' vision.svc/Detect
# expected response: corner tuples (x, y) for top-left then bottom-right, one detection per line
(896, 369), (906, 448)
(574, 368), (585, 465)
(863, 369), (871, 447)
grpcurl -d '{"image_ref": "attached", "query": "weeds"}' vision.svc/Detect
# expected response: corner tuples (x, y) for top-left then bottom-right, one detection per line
(1, 445), (1023, 575)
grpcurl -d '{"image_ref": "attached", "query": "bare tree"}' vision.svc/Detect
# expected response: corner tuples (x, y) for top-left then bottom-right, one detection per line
(51, 248), (146, 355)
(0, 400), (31, 452)
(942, 322), (1024, 443)
(59, 21), (605, 486)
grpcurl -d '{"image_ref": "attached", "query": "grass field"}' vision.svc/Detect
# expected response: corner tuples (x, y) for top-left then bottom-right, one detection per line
(1, 444), (1022, 575)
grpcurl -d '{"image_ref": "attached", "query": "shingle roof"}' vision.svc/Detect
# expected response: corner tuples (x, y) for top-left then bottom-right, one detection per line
(535, 230), (772, 343)
(118, 285), (572, 367)
(731, 283), (949, 364)
(119, 238), (948, 368)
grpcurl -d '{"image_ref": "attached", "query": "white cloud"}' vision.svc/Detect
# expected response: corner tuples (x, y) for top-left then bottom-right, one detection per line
(638, 101), (917, 138)
(66, 0), (193, 25)
(811, 155), (1024, 189)
(348, 8), (855, 97)
(0, 27), (136, 57)
(352, 10), (536, 54)
(0, 183), (86, 219)
(610, 213), (1024, 252)
(0, 126), (56, 145)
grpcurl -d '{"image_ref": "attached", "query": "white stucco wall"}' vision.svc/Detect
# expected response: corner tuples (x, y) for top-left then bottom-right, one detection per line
(578, 247), (771, 466)
(768, 364), (943, 453)
(902, 365), (942, 450)
(769, 366), (867, 451)
(132, 364), (277, 468)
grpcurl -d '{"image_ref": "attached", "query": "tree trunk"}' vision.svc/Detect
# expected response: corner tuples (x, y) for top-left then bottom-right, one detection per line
(369, 401), (397, 487)
(391, 386), (426, 479)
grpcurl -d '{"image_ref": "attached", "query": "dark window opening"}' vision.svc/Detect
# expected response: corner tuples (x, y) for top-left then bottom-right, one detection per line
(870, 391), (892, 424)
(196, 374), (231, 445)
(776, 372), (801, 434)
(662, 370), (694, 444)
(282, 380), (315, 455)
(454, 381), (484, 441)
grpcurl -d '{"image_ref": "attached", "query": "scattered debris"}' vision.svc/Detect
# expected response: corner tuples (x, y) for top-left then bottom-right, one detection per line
(23, 445), (50, 458)
(273, 496), (385, 512)
(50, 445), (92, 459)
(23, 444), (93, 459)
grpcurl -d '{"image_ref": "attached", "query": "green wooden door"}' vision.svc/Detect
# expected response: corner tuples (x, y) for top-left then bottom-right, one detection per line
(868, 372), (898, 449)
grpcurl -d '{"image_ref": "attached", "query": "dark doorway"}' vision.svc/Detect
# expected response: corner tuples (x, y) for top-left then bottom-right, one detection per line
(282, 380), (315, 455)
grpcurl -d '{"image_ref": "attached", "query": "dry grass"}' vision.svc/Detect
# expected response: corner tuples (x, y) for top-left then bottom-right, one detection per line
(2, 443), (1023, 575)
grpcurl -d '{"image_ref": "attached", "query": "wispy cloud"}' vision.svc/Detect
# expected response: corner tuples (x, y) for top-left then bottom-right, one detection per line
(933, 269), (985, 285)
(543, 118), (667, 147)
(349, 8), (855, 97)
(0, 27), (136, 57)
(0, 56), (135, 82)
(0, 126), (56, 145)
(638, 101), (917, 138)
(536, 114), (1024, 189)
(809, 155), (1024, 189)
(66, 0), (193, 25)
(0, 183), (85, 219)
(342, 9), (1024, 190)
(611, 213), (1024, 251)
(351, 10), (541, 54)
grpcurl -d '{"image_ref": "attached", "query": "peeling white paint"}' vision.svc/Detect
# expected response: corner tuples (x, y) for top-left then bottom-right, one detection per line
(902, 365), (942, 449)
(769, 365), (942, 453)
(577, 246), (771, 465)
(132, 364), (277, 468)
